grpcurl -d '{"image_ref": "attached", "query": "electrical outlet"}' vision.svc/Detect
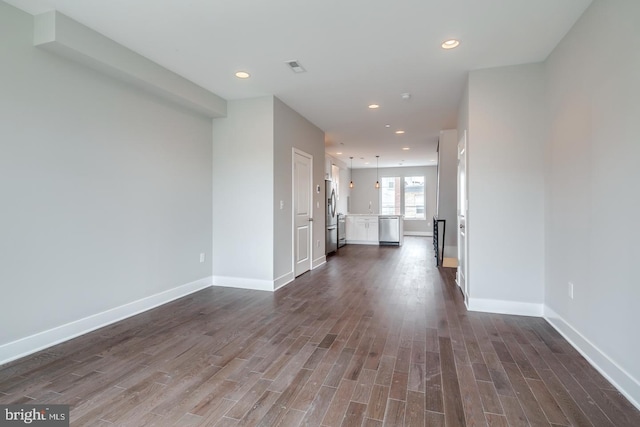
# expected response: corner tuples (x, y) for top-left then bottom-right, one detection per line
(199, 253), (205, 263)
(568, 282), (574, 299)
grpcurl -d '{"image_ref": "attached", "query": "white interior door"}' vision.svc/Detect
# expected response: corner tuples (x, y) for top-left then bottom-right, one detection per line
(457, 131), (469, 303)
(294, 150), (313, 277)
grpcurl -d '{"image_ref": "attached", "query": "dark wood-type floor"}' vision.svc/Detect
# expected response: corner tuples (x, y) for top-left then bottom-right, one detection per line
(1, 237), (639, 426)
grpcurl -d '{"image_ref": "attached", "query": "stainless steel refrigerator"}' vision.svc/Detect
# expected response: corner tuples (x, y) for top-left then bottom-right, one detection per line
(325, 180), (337, 254)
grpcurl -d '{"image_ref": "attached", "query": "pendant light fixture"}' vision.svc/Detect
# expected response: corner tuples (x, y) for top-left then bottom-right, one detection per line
(375, 155), (380, 189)
(349, 157), (354, 188)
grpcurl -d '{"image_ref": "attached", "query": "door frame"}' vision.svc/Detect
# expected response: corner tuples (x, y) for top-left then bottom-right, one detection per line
(457, 130), (469, 305)
(292, 148), (314, 277)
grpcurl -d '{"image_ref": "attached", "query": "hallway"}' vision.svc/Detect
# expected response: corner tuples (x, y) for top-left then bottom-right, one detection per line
(1, 237), (638, 426)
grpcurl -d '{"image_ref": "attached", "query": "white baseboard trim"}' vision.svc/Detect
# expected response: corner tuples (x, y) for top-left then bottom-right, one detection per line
(0, 276), (213, 366)
(544, 306), (640, 410)
(467, 298), (544, 317)
(212, 275), (274, 292)
(312, 256), (326, 269)
(404, 231), (432, 237)
(274, 271), (295, 291)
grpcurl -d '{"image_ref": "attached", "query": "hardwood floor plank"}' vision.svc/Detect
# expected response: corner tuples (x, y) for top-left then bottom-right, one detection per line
(484, 413), (509, 427)
(525, 378), (569, 426)
(277, 409), (305, 427)
(405, 390), (425, 427)
(471, 362), (491, 382)
(351, 368), (377, 404)
(226, 379), (273, 420)
(340, 401), (367, 427)
(456, 361), (487, 427)
(324, 347), (356, 388)
(502, 362), (549, 426)
(537, 369), (593, 427)
(425, 410), (445, 427)
(498, 395), (530, 427)
(362, 418), (383, 427)
(408, 363), (426, 393)
(383, 398), (405, 426)
(236, 390), (280, 426)
(366, 384), (390, 421)
(535, 348), (615, 426)
(476, 380), (504, 415)
(321, 379), (357, 426)
(289, 363), (331, 411)
(390, 370), (409, 401)
(424, 351), (443, 413)
(298, 385), (336, 426)
(259, 368), (314, 426)
(438, 336), (466, 427)
(374, 355), (395, 387)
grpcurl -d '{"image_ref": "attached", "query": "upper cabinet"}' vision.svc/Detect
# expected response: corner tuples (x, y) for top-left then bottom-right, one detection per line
(325, 155), (333, 180)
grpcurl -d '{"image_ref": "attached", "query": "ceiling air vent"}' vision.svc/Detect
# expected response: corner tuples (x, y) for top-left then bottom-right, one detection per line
(285, 60), (306, 73)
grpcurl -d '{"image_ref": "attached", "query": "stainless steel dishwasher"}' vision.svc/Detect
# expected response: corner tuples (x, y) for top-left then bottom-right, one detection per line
(378, 216), (400, 245)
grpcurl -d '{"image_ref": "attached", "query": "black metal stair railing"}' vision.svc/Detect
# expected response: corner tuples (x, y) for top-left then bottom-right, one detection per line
(433, 216), (446, 266)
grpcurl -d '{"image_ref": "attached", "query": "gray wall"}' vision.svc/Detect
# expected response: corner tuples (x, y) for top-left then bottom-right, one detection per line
(274, 98), (326, 277)
(350, 166), (437, 234)
(544, 0), (640, 403)
(0, 2), (213, 346)
(211, 96), (325, 288)
(436, 129), (458, 256)
(212, 97), (274, 284)
(466, 63), (547, 309)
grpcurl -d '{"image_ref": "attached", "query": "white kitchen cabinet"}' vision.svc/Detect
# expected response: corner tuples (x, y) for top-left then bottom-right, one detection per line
(346, 215), (378, 244)
(325, 156), (333, 180)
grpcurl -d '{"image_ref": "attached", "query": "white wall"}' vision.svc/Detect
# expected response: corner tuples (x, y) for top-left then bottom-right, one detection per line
(0, 2), (213, 357)
(350, 166), (437, 234)
(466, 63), (547, 314)
(274, 98), (326, 280)
(544, 0), (640, 406)
(212, 97), (274, 289)
(436, 129), (458, 256)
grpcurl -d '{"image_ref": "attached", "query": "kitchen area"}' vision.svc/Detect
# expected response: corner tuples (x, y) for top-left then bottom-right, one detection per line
(325, 155), (407, 255)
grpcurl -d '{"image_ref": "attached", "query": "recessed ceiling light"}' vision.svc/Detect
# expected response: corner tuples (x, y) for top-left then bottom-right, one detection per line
(368, 104), (380, 109)
(385, 124), (391, 128)
(441, 39), (460, 49)
(365, 162), (370, 165)
(395, 130), (405, 134)
(234, 71), (250, 79)
(336, 152), (342, 155)
(402, 147), (410, 151)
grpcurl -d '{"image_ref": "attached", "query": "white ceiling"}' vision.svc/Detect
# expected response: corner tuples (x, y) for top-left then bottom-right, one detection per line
(7, 0), (592, 168)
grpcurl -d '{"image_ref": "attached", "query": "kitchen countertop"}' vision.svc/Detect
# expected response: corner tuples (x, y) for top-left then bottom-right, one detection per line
(344, 214), (404, 217)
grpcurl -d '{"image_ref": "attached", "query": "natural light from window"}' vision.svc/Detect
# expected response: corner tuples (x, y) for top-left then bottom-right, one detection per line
(404, 176), (425, 219)
(380, 175), (425, 219)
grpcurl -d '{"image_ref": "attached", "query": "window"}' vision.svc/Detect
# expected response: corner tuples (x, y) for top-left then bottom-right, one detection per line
(404, 176), (425, 219)
(381, 177), (401, 214)
(380, 175), (425, 219)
